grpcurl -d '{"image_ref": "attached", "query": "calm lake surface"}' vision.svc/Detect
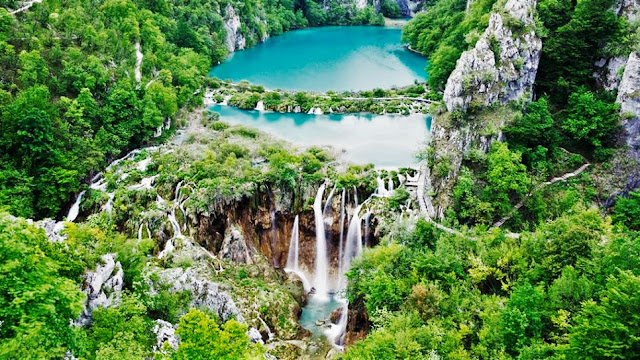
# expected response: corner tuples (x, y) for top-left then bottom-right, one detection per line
(210, 105), (431, 168)
(210, 26), (427, 92)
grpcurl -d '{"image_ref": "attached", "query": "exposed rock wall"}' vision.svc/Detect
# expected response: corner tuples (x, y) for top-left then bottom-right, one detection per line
(149, 266), (245, 323)
(76, 254), (124, 326)
(223, 4), (247, 52)
(443, 0), (541, 112)
(424, 111), (508, 219)
(617, 52), (640, 161)
(192, 185), (377, 277)
(594, 0), (639, 91)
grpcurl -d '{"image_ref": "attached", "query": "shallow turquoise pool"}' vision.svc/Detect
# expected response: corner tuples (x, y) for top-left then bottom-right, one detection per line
(210, 105), (431, 168)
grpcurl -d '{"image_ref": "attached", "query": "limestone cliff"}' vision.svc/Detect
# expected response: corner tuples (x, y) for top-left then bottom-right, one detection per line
(617, 51), (640, 161)
(443, 0), (542, 112)
(594, 0), (639, 91)
(423, 0), (540, 218)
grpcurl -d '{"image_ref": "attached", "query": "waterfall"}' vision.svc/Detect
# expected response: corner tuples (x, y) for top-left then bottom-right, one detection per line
(376, 176), (387, 197)
(337, 188), (346, 278)
(342, 205), (363, 278)
(353, 185), (358, 207)
(285, 215), (311, 292)
(364, 211), (372, 247)
(328, 204), (364, 349)
(286, 215), (300, 271)
(323, 184), (337, 215)
(138, 223), (144, 243)
(255, 100), (265, 112)
(388, 176), (394, 192)
(313, 183), (329, 301)
(325, 302), (349, 348)
(159, 182), (184, 259)
(67, 190), (86, 222)
(103, 192), (115, 215)
(257, 314), (274, 342)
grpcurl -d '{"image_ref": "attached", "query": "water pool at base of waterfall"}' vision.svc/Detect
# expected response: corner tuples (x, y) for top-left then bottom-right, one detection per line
(299, 295), (345, 338)
(209, 26), (427, 92)
(209, 105), (431, 168)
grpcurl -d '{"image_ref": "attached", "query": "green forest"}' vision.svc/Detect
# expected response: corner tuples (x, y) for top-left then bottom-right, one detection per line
(1, 0), (640, 358)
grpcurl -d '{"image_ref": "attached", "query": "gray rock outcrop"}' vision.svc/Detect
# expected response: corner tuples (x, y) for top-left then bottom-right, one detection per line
(37, 219), (67, 243)
(443, 0), (542, 112)
(150, 267), (245, 323)
(617, 52), (640, 161)
(220, 226), (254, 264)
(76, 254), (124, 326)
(153, 319), (179, 352)
(224, 5), (246, 52)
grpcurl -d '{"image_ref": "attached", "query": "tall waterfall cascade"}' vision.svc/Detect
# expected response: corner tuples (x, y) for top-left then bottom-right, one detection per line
(312, 183), (330, 301)
(285, 216), (311, 292)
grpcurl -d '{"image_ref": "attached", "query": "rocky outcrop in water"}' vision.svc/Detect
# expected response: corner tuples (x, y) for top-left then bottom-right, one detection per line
(76, 254), (124, 326)
(443, 0), (541, 112)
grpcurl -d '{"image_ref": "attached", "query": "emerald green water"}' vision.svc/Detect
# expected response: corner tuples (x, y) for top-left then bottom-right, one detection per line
(210, 26), (427, 92)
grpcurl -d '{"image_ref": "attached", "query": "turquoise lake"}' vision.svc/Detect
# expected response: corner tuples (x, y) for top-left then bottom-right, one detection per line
(209, 105), (430, 168)
(210, 26), (427, 92)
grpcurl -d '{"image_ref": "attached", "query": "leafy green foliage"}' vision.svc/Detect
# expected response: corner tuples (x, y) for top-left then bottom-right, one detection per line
(159, 309), (263, 359)
(536, 0), (624, 103)
(0, 214), (85, 359)
(402, 0), (496, 89)
(560, 89), (620, 159)
(612, 191), (640, 230)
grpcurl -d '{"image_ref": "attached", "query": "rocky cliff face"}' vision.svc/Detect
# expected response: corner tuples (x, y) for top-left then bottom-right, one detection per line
(443, 0), (541, 112)
(395, 0), (425, 16)
(75, 254), (124, 326)
(223, 4), (247, 53)
(423, 109), (512, 219)
(617, 52), (640, 161)
(594, 0), (639, 91)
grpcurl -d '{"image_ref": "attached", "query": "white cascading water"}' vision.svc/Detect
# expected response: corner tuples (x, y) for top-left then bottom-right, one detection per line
(342, 204), (363, 278)
(353, 185), (358, 207)
(337, 188), (346, 278)
(376, 176), (387, 197)
(285, 215), (311, 292)
(66, 190), (86, 222)
(159, 181), (184, 259)
(257, 314), (274, 342)
(255, 100), (265, 112)
(388, 176), (394, 192)
(323, 184), (337, 215)
(285, 215), (300, 271)
(326, 204), (364, 348)
(312, 183), (329, 301)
